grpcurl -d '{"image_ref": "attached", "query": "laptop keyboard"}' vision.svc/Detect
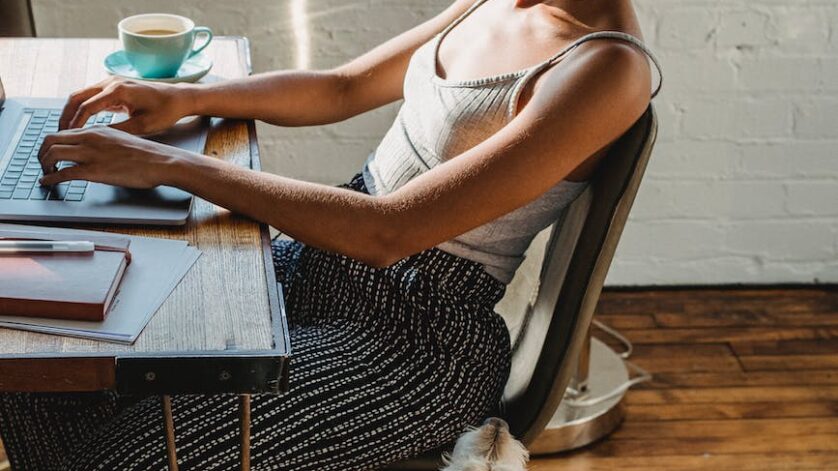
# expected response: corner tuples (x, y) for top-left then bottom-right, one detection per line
(0, 109), (113, 202)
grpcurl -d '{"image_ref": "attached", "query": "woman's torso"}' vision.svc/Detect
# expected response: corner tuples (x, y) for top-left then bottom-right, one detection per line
(363, 0), (660, 283)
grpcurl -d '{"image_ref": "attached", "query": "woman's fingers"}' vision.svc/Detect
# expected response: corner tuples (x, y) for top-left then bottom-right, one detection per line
(67, 88), (123, 130)
(38, 128), (88, 164)
(109, 114), (150, 135)
(59, 82), (108, 130)
(35, 126), (167, 189)
(39, 165), (86, 187)
(38, 144), (87, 175)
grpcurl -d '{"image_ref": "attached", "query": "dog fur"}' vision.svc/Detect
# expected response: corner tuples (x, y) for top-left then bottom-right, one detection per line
(440, 418), (529, 471)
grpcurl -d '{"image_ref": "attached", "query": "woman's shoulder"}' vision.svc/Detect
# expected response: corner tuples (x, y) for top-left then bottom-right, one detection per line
(533, 35), (653, 116)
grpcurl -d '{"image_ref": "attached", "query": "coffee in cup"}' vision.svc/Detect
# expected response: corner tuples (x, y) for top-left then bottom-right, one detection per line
(118, 13), (213, 79)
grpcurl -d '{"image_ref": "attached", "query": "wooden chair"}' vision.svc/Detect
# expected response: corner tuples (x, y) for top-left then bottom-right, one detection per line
(388, 105), (658, 469)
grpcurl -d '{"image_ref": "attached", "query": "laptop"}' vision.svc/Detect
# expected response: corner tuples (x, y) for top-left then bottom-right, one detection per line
(0, 75), (209, 225)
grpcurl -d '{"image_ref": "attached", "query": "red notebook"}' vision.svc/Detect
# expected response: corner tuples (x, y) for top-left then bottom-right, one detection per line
(0, 230), (131, 321)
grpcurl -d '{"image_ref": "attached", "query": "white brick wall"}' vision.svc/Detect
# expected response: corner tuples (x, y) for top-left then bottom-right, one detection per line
(611, 0), (838, 285)
(30, 0), (838, 285)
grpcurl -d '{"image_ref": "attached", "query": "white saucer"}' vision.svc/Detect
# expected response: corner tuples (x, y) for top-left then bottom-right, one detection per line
(104, 50), (213, 83)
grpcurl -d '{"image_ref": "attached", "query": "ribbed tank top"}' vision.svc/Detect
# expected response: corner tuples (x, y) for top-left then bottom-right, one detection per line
(363, 0), (662, 283)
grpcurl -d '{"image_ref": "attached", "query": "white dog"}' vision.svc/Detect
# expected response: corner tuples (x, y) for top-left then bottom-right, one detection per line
(440, 418), (529, 471)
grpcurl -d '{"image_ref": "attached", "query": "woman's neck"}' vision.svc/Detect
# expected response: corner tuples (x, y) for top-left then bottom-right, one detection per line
(515, 0), (639, 35)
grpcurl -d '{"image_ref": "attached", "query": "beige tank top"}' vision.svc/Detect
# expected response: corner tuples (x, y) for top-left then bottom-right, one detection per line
(363, 0), (662, 283)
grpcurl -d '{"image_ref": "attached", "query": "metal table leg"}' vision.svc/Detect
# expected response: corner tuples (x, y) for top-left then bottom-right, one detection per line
(160, 394), (252, 471)
(161, 396), (179, 471)
(240, 395), (252, 471)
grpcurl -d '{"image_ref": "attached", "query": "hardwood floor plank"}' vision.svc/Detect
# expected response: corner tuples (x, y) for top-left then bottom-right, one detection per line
(643, 370), (838, 388)
(612, 327), (838, 345)
(569, 433), (838, 456)
(594, 313), (658, 329)
(597, 288), (838, 316)
(655, 311), (838, 328)
(731, 339), (838, 356)
(625, 402), (838, 421)
(610, 417), (838, 439)
(628, 343), (743, 373)
(624, 386), (838, 404)
(537, 452), (838, 471)
(739, 354), (838, 371)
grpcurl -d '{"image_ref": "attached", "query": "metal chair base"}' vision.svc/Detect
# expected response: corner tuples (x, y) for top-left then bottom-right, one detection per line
(528, 338), (628, 455)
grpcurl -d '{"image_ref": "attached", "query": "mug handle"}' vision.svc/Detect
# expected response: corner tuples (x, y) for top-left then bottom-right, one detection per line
(189, 27), (213, 58)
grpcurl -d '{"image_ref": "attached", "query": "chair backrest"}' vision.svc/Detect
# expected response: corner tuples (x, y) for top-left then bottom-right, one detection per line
(386, 107), (658, 470)
(499, 106), (658, 443)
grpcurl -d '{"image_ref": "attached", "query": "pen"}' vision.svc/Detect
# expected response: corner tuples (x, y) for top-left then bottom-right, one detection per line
(0, 240), (96, 254)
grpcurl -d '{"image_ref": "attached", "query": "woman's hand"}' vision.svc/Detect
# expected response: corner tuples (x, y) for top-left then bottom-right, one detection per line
(37, 126), (191, 189)
(59, 77), (196, 135)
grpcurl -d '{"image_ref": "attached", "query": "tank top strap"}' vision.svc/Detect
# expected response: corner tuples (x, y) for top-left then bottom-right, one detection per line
(549, 31), (663, 98)
(437, 0), (492, 40)
(508, 30), (663, 117)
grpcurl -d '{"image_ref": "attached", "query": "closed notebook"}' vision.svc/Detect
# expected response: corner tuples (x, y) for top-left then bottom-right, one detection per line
(0, 230), (131, 321)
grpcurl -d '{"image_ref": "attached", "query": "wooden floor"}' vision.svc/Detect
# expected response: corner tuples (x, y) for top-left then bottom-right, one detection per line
(534, 286), (838, 470)
(1, 287), (836, 470)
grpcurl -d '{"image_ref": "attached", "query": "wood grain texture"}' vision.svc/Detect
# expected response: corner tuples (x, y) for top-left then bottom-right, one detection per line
(532, 286), (838, 470)
(0, 38), (274, 358)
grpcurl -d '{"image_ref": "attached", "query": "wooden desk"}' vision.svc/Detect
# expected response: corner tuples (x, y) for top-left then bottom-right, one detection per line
(0, 37), (290, 396)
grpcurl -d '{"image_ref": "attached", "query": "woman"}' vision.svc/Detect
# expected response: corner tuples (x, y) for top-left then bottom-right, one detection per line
(0, 0), (660, 469)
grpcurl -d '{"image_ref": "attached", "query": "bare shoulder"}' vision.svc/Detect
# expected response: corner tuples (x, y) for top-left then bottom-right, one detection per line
(524, 37), (652, 134)
(571, 39), (652, 95)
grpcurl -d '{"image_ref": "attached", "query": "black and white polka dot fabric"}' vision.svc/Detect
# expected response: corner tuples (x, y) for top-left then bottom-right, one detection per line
(0, 175), (512, 470)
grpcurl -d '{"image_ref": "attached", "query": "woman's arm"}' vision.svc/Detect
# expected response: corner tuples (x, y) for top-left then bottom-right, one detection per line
(188, 0), (475, 126)
(60, 0), (476, 132)
(40, 41), (651, 268)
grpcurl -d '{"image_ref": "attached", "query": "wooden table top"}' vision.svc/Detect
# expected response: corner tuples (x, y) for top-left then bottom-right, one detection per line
(0, 37), (289, 394)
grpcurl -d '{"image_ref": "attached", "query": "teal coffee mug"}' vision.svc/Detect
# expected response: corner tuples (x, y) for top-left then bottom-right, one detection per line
(118, 13), (213, 79)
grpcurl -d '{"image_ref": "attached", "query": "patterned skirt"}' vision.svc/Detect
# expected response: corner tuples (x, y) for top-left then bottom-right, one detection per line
(0, 174), (511, 470)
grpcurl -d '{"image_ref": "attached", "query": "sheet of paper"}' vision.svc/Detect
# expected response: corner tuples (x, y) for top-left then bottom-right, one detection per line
(0, 223), (202, 344)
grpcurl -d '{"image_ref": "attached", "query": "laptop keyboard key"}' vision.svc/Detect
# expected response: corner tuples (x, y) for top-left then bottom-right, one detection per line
(12, 188), (31, 199)
(1, 108), (91, 202)
(29, 186), (50, 200)
(48, 184), (69, 200)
